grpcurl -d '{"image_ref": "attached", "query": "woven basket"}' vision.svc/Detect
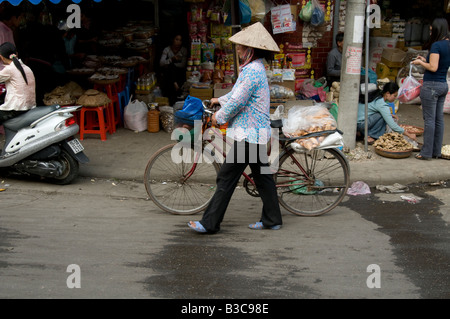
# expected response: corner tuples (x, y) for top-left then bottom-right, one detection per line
(375, 147), (413, 159)
(400, 125), (424, 136)
(77, 89), (111, 107)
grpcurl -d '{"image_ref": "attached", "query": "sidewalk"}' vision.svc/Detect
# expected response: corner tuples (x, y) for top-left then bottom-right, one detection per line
(78, 102), (450, 187)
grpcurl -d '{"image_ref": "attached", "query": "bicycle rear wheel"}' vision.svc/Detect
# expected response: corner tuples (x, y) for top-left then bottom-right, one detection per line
(144, 143), (221, 215)
(276, 147), (350, 216)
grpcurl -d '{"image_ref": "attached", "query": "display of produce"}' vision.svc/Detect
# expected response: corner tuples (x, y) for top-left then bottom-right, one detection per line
(77, 89), (111, 107)
(441, 145), (450, 159)
(373, 132), (413, 151)
(400, 125), (424, 136)
(43, 82), (85, 106)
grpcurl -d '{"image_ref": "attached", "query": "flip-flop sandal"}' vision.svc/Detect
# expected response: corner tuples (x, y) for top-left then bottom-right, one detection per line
(248, 221), (281, 230)
(415, 154), (431, 160)
(188, 221), (207, 233)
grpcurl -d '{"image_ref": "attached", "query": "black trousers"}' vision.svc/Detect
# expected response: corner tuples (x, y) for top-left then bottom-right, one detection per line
(200, 140), (282, 233)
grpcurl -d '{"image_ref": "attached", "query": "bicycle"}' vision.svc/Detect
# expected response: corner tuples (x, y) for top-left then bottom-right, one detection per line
(144, 101), (350, 217)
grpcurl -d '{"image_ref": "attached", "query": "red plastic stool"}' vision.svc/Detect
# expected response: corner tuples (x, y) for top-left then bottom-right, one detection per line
(93, 79), (121, 132)
(79, 104), (112, 141)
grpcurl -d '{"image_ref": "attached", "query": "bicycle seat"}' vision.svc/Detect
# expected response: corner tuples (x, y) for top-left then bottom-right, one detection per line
(270, 119), (283, 128)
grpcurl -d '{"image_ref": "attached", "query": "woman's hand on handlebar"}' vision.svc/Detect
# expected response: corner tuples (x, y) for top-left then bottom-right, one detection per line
(210, 98), (220, 106)
(211, 112), (218, 127)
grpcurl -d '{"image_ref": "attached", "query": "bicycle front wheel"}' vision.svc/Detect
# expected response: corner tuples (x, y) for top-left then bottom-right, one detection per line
(144, 143), (221, 215)
(276, 147), (350, 216)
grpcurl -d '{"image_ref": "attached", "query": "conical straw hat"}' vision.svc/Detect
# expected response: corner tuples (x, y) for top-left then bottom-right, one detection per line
(229, 22), (280, 52)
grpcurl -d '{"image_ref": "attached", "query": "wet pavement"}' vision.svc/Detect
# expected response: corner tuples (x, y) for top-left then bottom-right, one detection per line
(343, 181), (450, 299)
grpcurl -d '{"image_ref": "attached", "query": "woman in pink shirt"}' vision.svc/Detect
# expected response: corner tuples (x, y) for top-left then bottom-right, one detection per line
(0, 42), (36, 124)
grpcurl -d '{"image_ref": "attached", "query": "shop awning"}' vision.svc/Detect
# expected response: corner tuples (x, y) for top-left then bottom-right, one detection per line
(0, 0), (102, 5)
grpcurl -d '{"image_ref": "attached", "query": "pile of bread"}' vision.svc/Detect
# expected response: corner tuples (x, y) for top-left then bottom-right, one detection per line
(327, 81), (340, 104)
(282, 105), (337, 150)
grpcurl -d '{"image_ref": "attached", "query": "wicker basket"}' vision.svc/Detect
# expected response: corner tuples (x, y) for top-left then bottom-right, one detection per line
(375, 147), (413, 159)
(400, 125), (424, 136)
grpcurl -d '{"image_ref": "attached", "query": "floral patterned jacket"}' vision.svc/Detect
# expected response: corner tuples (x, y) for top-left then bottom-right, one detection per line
(215, 59), (271, 144)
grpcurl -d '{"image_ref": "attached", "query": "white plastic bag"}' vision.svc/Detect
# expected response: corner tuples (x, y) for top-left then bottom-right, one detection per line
(347, 181), (371, 196)
(282, 104), (338, 151)
(282, 104), (337, 137)
(124, 99), (148, 132)
(398, 64), (422, 103)
(291, 131), (344, 152)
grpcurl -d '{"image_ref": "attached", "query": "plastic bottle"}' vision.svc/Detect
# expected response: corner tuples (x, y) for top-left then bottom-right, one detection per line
(147, 104), (160, 133)
(137, 78), (142, 91)
(145, 77), (151, 93)
(153, 86), (162, 97)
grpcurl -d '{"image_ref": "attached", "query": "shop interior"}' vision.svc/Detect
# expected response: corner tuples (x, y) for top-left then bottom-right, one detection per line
(0, 0), (449, 138)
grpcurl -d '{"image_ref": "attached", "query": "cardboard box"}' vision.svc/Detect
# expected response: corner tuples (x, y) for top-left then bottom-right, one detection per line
(381, 48), (406, 67)
(382, 48), (406, 62)
(381, 57), (405, 68)
(213, 83), (233, 98)
(189, 87), (213, 100)
(371, 21), (392, 37)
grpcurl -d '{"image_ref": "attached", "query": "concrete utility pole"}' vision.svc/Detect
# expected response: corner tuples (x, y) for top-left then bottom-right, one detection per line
(337, 0), (367, 149)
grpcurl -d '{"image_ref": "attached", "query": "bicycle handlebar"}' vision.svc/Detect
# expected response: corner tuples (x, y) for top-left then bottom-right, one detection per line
(202, 100), (215, 115)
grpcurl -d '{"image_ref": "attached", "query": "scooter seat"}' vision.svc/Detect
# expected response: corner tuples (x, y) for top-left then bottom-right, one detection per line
(3, 105), (60, 132)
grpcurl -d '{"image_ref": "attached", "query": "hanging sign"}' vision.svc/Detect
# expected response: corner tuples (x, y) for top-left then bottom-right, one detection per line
(271, 4), (296, 34)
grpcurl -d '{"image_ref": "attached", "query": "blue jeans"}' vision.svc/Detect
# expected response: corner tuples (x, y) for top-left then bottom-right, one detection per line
(420, 81), (448, 158)
(357, 113), (386, 139)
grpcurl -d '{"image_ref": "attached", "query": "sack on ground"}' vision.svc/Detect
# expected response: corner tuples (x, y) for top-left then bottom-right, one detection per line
(124, 99), (148, 132)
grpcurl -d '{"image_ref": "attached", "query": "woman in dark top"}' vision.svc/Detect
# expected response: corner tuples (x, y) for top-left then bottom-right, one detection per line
(412, 18), (450, 160)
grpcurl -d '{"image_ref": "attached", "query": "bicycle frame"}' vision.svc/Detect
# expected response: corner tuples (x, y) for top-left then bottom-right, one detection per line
(193, 110), (313, 191)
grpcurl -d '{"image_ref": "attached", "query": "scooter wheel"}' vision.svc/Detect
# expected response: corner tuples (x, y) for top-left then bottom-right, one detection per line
(48, 149), (79, 185)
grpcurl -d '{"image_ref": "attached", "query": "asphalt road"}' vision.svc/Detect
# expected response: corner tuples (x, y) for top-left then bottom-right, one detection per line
(0, 176), (449, 301)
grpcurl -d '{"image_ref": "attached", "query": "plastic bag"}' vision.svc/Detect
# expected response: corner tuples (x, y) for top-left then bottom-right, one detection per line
(299, 0), (313, 22)
(269, 84), (295, 99)
(282, 104), (338, 150)
(270, 104), (285, 120)
(301, 80), (326, 102)
(124, 99), (148, 132)
(398, 64), (422, 103)
(224, 0), (251, 25)
(347, 181), (371, 196)
(310, 0), (325, 26)
(283, 104), (337, 136)
(291, 131), (344, 152)
(159, 106), (174, 133)
(174, 95), (204, 128)
(250, 0), (269, 23)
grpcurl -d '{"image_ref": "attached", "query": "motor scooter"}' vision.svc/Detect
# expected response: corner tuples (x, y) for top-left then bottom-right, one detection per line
(0, 104), (89, 185)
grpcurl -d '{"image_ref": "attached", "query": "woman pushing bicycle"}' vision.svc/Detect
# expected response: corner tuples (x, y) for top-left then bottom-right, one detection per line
(188, 22), (283, 233)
